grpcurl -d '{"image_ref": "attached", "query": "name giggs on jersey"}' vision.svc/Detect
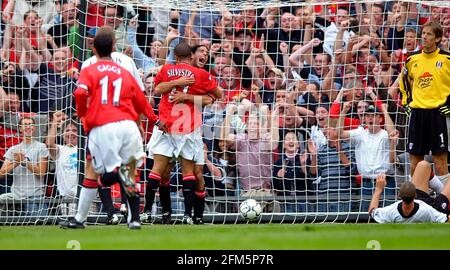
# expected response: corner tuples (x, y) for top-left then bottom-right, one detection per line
(97, 64), (121, 75)
(167, 68), (194, 78)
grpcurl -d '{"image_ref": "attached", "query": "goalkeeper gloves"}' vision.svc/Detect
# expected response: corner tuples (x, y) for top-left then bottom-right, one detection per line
(439, 105), (450, 117)
(439, 96), (450, 117)
(404, 104), (411, 117)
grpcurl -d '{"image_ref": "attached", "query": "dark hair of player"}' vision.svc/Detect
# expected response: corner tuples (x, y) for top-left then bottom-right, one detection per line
(399, 181), (416, 204)
(93, 26), (115, 57)
(191, 44), (208, 54)
(174, 42), (192, 58)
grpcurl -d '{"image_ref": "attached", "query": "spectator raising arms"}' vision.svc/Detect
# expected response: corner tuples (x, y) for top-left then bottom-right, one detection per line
(338, 102), (398, 211)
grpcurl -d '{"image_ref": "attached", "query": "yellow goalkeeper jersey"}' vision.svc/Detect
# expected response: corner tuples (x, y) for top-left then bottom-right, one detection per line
(399, 48), (450, 109)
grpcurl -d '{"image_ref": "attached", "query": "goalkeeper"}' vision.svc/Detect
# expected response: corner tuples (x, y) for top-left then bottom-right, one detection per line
(399, 21), (450, 186)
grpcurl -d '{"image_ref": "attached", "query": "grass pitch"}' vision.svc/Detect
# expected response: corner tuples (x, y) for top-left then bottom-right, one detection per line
(1, 223), (449, 250)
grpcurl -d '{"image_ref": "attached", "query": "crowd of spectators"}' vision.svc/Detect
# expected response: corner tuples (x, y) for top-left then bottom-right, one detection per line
(1, 0), (450, 218)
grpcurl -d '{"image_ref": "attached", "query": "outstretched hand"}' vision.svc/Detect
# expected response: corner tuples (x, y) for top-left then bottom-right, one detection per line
(52, 111), (67, 128)
(375, 173), (387, 190)
(342, 101), (353, 113)
(128, 14), (139, 28)
(166, 26), (180, 41)
(279, 42), (289, 55)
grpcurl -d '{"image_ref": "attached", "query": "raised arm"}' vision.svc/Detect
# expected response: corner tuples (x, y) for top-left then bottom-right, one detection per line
(392, 3), (408, 33)
(157, 27), (180, 65)
(245, 47), (264, 88)
(279, 42), (292, 80)
(388, 76), (400, 100)
(35, 21), (52, 63)
(46, 111), (67, 160)
(388, 129), (399, 165)
(302, 8), (315, 46)
(127, 16), (156, 71)
(266, 104), (280, 151)
(333, 20), (348, 56)
(289, 38), (321, 67)
(352, 34), (370, 52)
(2, 0), (15, 23)
(368, 173), (387, 215)
(1, 20), (13, 62)
(183, 10), (199, 46)
(337, 101), (352, 140)
(321, 50), (342, 102)
(18, 27), (41, 69)
(307, 139), (317, 176)
(302, 17), (315, 65)
(222, 104), (237, 149)
(260, 37), (275, 70)
(354, 2), (364, 30)
(342, 35), (358, 65)
(381, 103), (396, 135)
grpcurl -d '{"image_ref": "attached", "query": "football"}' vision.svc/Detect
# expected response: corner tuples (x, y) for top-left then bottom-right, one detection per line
(239, 199), (262, 221)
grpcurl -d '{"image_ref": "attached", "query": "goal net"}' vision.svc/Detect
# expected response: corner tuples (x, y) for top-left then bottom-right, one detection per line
(1, 0), (449, 225)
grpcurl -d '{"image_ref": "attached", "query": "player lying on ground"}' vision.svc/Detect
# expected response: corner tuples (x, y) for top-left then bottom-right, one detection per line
(369, 161), (450, 223)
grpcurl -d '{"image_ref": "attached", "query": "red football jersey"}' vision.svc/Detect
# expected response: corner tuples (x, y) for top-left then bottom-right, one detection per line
(0, 125), (21, 161)
(154, 63), (217, 134)
(74, 60), (157, 133)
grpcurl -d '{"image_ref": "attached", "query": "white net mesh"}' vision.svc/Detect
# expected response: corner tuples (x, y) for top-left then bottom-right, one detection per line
(0, 0), (449, 225)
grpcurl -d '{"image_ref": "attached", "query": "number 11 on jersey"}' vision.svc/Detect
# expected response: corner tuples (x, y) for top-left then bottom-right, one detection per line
(100, 76), (123, 106)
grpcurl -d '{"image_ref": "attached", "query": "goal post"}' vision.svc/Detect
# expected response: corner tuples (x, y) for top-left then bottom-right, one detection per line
(0, 0), (449, 225)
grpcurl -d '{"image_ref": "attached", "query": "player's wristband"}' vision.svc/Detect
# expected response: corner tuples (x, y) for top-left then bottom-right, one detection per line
(155, 119), (160, 126)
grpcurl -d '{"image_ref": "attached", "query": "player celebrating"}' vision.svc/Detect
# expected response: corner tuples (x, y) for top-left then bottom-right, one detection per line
(399, 21), (450, 186)
(146, 42), (218, 224)
(143, 44), (221, 225)
(62, 26), (165, 229)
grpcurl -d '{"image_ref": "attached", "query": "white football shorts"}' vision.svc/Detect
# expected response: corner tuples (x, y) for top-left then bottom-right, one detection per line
(88, 120), (145, 174)
(171, 127), (204, 164)
(146, 125), (176, 159)
(147, 126), (204, 164)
